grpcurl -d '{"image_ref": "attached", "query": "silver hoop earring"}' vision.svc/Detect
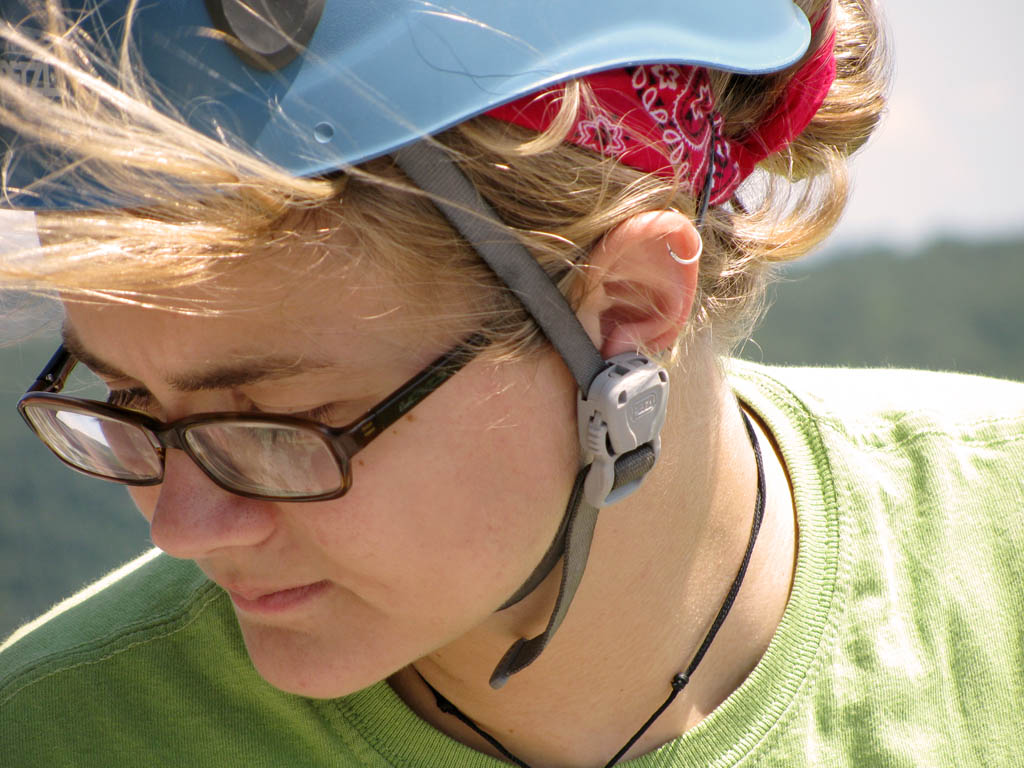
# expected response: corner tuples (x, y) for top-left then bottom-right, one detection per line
(667, 236), (702, 266)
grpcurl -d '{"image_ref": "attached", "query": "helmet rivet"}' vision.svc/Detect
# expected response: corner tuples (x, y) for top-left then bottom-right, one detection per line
(205, 0), (326, 72)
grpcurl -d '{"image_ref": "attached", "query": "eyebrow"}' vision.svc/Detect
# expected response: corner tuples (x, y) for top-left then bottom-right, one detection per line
(61, 324), (339, 392)
(61, 325), (128, 379)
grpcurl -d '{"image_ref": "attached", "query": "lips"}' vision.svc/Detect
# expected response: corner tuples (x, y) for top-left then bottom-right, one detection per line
(224, 580), (331, 614)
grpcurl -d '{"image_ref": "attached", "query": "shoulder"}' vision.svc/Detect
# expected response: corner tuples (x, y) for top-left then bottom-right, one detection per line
(730, 360), (1024, 533)
(729, 359), (1024, 420)
(730, 361), (1024, 458)
(1, 550), (223, 681)
(0, 551), (256, 762)
(728, 363), (1024, 763)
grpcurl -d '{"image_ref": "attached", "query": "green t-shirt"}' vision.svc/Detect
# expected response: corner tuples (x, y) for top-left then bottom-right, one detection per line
(3, 362), (1023, 766)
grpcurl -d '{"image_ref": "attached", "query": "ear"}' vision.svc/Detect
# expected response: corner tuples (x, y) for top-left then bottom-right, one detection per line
(577, 210), (701, 359)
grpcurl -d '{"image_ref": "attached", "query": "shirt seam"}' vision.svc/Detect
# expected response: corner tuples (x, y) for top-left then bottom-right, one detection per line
(0, 581), (222, 707)
(721, 365), (844, 765)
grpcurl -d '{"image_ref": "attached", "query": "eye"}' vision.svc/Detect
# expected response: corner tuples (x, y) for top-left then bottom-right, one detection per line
(247, 397), (348, 425)
(106, 387), (155, 413)
(289, 402), (343, 424)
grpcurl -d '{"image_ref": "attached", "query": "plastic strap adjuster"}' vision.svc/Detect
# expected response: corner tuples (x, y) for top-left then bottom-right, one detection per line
(577, 351), (669, 508)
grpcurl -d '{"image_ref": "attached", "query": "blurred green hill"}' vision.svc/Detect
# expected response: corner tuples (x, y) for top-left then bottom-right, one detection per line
(0, 336), (150, 640)
(743, 236), (1024, 381)
(2, 234), (1023, 639)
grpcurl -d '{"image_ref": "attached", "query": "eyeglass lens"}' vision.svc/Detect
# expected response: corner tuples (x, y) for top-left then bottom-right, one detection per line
(22, 403), (346, 497)
(22, 402), (162, 481)
(183, 421), (344, 498)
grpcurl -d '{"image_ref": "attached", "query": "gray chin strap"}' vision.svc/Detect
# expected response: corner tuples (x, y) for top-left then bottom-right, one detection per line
(489, 443), (658, 688)
(393, 141), (667, 689)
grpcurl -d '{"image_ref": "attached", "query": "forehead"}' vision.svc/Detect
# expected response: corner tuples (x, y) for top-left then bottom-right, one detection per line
(60, 255), (456, 384)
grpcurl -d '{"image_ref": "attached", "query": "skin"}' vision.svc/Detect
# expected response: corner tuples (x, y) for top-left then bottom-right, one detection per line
(62, 211), (796, 768)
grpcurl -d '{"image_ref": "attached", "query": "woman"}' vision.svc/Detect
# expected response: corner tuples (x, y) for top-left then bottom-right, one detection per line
(1, 0), (1021, 765)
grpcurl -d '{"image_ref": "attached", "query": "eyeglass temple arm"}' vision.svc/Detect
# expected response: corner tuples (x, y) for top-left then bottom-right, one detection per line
(334, 334), (488, 456)
(27, 345), (75, 393)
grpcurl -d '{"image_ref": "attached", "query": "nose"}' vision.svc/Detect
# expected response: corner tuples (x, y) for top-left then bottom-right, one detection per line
(142, 449), (278, 559)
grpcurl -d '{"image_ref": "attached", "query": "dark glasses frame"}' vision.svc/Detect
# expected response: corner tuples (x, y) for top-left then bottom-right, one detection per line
(17, 335), (486, 502)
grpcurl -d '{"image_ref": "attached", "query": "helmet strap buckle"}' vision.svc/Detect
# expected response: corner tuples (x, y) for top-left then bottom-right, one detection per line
(578, 352), (669, 508)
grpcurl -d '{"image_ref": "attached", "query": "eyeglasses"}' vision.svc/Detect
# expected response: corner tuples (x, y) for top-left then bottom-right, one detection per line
(17, 336), (485, 502)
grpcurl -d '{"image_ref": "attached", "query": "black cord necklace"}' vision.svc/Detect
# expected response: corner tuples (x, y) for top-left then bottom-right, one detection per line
(417, 407), (767, 768)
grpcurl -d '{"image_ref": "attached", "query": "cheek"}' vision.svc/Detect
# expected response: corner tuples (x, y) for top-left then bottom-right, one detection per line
(128, 486), (158, 522)
(303, 356), (580, 612)
(231, 378), (580, 698)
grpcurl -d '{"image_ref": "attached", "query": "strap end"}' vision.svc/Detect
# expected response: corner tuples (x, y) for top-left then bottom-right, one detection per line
(489, 638), (528, 689)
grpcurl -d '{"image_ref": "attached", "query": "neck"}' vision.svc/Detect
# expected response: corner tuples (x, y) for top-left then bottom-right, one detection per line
(390, 350), (796, 768)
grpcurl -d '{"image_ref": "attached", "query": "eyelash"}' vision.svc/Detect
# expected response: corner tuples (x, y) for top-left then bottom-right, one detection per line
(289, 403), (340, 423)
(106, 388), (153, 412)
(105, 388), (341, 424)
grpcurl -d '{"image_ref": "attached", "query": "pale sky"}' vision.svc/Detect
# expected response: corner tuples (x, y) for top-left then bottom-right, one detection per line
(827, 0), (1023, 254)
(1, 1), (1020, 257)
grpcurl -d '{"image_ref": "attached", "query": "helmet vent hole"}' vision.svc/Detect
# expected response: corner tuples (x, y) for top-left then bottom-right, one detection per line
(314, 122), (335, 143)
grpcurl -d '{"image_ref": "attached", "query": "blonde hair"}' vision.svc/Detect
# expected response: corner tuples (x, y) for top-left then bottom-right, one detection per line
(0, 0), (890, 357)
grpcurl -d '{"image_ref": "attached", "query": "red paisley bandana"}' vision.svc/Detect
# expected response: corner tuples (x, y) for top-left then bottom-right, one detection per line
(487, 30), (837, 207)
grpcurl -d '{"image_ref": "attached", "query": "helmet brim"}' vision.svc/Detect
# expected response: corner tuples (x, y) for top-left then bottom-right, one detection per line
(0, 0), (810, 210)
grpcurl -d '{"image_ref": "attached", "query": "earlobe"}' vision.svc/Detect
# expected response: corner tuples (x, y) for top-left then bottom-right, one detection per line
(578, 211), (702, 359)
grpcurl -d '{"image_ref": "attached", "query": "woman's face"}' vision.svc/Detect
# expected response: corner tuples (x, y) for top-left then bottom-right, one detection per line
(62, 258), (579, 697)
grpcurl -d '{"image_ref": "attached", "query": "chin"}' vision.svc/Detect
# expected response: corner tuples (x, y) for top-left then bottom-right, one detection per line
(235, 617), (390, 699)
